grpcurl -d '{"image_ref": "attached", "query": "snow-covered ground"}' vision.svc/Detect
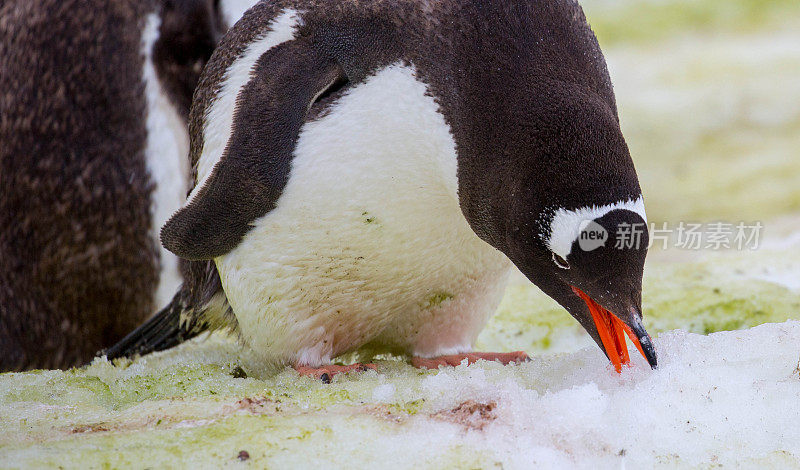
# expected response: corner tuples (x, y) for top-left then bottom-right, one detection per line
(2, 1), (799, 468)
(2, 321), (799, 468)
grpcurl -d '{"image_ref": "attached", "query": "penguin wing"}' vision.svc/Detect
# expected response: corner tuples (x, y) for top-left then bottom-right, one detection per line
(161, 36), (347, 260)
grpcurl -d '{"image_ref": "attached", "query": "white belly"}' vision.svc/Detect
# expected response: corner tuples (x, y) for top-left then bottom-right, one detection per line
(215, 64), (512, 367)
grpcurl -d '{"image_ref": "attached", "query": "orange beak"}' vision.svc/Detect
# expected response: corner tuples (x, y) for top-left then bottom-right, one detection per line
(571, 286), (651, 373)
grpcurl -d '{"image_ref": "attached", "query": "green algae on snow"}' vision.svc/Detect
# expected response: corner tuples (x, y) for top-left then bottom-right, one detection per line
(4, 323), (800, 468)
(608, 32), (800, 224)
(0, 352), (531, 468)
(478, 244), (800, 356)
(642, 256), (800, 336)
(583, 0), (800, 46)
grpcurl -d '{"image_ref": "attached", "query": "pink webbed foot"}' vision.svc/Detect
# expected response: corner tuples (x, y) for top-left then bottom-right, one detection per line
(411, 351), (530, 369)
(294, 363), (378, 383)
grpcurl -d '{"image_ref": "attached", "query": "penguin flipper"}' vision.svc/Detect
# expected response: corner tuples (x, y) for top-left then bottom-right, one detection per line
(160, 37), (350, 261)
(101, 291), (208, 361)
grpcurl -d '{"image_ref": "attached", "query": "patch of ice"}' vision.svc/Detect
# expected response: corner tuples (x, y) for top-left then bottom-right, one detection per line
(173, 419), (216, 429)
(372, 383), (396, 403)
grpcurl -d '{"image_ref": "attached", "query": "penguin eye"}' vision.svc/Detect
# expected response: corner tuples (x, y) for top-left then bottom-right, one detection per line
(552, 253), (570, 270)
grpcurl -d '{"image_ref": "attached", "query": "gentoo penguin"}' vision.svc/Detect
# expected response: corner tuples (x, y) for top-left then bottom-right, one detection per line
(0, 0), (260, 371)
(106, 0), (658, 378)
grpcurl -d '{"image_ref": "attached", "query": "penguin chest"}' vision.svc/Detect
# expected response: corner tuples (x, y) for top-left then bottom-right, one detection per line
(214, 64), (512, 366)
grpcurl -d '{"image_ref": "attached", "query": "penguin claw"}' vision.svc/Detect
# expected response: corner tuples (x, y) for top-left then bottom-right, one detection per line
(412, 351), (530, 369)
(294, 363), (378, 382)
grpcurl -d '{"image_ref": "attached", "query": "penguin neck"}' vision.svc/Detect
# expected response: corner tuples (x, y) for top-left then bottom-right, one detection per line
(456, 160), (530, 254)
(455, 142), (643, 257)
(455, 92), (642, 255)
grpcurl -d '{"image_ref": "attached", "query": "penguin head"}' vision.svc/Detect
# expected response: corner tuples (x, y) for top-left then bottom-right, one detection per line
(485, 91), (658, 371)
(534, 205), (655, 371)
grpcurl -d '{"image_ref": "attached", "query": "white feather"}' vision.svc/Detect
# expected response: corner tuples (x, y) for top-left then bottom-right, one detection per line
(214, 64), (512, 367)
(546, 197), (647, 259)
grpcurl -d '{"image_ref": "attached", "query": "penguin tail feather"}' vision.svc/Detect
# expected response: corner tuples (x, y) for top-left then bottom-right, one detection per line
(101, 291), (208, 361)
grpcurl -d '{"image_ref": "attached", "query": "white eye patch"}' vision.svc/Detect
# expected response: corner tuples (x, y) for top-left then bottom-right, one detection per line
(545, 196), (647, 259)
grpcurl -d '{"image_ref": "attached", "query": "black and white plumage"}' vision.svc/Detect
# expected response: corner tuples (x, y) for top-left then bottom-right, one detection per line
(108, 0), (657, 371)
(0, 0), (262, 371)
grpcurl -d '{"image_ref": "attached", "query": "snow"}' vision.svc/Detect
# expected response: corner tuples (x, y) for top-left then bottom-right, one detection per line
(1, 322), (799, 468)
